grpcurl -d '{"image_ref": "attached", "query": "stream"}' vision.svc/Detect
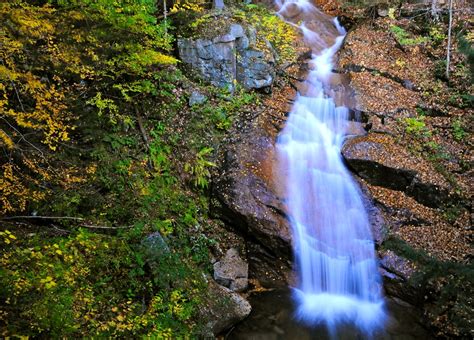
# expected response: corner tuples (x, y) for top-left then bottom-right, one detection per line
(228, 287), (431, 339)
(276, 0), (384, 336)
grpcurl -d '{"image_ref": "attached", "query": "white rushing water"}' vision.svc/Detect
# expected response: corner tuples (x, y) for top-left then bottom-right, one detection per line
(275, 0), (386, 335)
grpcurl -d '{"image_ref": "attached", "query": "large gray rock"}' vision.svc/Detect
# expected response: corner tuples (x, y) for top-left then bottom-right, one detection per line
(214, 248), (249, 292)
(200, 279), (252, 336)
(141, 232), (169, 268)
(237, 49), (274, 89)
(342, 133), (452, 208)
(178, 37), (235, 88)
(178, 24), (275, 90)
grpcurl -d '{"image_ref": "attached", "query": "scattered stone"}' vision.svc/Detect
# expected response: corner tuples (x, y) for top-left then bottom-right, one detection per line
(140, 232), (169, 275)
(141, 232), (169, 255)
(214, 248), (249, 292)
(402, 79), (415, 91)
(199, 278), (252, 336)
(377, 8), (389, 17)
(188, 91), (208, 106)
(229, 23), (244, 38)
(213, 0), (225, 10)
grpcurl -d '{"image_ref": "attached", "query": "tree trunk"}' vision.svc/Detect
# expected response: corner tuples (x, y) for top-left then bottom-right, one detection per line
(431, 0), (439, 21)
(446, 0), (453, 80)
(214, 0), (225, 10)
(163, 0), (168, 35)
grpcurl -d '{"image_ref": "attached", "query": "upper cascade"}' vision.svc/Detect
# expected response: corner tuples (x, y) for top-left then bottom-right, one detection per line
(275, 0), (386, 336)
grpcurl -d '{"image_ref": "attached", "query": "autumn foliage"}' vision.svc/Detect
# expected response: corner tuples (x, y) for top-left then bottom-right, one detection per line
(0, 1), (216, 337)
(0, 0), (175, 214)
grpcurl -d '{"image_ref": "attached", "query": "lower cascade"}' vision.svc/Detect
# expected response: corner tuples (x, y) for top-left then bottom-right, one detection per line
(275, 0), (386, 335)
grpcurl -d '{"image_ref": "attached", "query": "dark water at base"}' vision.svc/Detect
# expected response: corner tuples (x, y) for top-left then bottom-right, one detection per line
(227, 288), (432, 340)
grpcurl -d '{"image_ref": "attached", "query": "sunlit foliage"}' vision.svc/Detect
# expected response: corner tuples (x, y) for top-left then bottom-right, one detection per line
(187, 4), (298, 63)
(170, 0), (206, 14)
(238, 4), (299, 63)
(0, 0), (175, 213)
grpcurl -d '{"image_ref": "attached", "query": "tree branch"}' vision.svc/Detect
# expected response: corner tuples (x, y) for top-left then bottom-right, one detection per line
(1, 215), (85, 220)
(1, 215), (134, 230)
(135, 106), (150, 150)
(80, 224), (133, 230)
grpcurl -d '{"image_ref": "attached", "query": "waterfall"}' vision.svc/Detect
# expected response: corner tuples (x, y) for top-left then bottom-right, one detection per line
(275, 0), (386, 335)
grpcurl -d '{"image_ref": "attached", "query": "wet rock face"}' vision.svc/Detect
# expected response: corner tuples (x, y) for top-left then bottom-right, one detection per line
(178, 24), (275, 90)
(342, 133), (452, 208)
(213, 125), (292, 282)
(213, 248), (249, 292)
(357, 182), (387, 245)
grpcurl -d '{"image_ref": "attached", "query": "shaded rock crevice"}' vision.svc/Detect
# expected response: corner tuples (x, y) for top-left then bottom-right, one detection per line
(339, 63), (419, 91)
(378, 249), (421, 305)
(342, 133), (454, 208)
(213, 248), (249, 292)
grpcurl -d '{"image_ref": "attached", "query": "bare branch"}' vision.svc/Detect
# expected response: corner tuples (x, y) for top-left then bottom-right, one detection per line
(1, 215), (85, 220)
(0, 116), (46, 158)
(1, 216), (134, 230)
(79, 224), (133, 230)
(135, 106), (150, 150)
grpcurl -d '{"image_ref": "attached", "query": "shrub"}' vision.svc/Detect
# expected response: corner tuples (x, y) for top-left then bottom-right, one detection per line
(390, 25), (430, 46)
(0, 228), (203, 337)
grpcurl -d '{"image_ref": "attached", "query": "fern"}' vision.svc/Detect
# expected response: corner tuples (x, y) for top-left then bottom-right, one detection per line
(184, 147), (216, 189)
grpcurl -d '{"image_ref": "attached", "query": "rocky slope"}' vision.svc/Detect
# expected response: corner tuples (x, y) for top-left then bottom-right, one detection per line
(337, 9), (472, 336)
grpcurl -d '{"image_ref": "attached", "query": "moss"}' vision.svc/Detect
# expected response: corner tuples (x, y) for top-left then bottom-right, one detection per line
(179, 4), (298, 64)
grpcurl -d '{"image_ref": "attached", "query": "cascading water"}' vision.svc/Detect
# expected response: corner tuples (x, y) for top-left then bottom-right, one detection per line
(275, 0), (386, 336)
